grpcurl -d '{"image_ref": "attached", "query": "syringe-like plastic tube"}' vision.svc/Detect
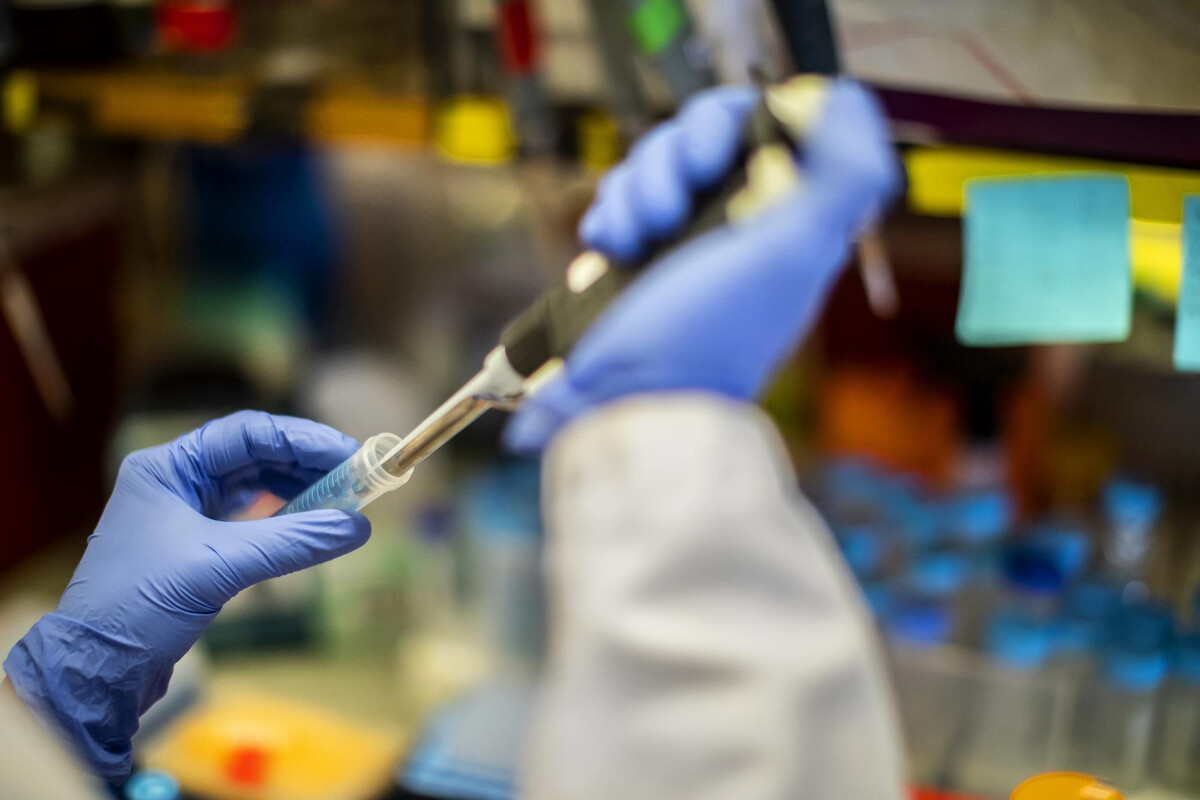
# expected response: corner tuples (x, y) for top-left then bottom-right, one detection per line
(278, 432), (413, 515)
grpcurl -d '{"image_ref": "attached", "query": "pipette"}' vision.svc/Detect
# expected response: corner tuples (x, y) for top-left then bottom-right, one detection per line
(279, 75), (892, 516)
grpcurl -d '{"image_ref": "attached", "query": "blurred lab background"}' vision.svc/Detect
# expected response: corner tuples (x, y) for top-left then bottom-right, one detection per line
(0, 1), (1198, 799)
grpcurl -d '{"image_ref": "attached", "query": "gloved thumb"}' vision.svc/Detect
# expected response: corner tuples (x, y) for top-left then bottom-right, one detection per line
(504, 374), (593, 453)
(208, 509), (372, 595)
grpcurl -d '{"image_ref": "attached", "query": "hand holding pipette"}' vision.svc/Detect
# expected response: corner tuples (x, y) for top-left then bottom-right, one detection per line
(280, 76), (900, 513)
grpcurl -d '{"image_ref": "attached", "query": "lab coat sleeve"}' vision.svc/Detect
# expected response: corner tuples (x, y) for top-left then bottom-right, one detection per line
(521, 394), (908, 800)
(0, 681), (106, 800)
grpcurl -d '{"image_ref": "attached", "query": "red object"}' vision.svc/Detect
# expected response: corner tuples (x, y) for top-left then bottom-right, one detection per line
(497, 0), (539, 76)
(912, 788), (988, 800)
(158, 1), (236, 54)
(225, 745), (269, 786)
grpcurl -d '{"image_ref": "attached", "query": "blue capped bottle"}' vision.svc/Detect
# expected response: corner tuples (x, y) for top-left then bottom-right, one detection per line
(124, 770), (180, 800)
(1156, 632), (1200, 792)
(1080, 643), (1168, 792)
(905, 552), (972, 643)
(884, 598), (968, 788)
(952, 611), (1055, 798)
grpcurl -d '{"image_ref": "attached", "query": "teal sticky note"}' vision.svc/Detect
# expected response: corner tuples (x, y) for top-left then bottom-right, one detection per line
(956, 175), (1131, 346)
(1173, 196), (1200, 370)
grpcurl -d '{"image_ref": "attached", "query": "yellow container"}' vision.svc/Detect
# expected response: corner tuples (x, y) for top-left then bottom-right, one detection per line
(434, 96), (516, 165)
(1010, 772), (1123, 800)
(143, 693), (406, 800)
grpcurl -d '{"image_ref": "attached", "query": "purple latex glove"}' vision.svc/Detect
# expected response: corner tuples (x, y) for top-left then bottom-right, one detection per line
(506, 80), (899, 451)
(4, 411), (369, 780)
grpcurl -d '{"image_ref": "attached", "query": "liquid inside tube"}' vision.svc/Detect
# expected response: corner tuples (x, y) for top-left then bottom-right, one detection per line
(279, 432), (412, 515)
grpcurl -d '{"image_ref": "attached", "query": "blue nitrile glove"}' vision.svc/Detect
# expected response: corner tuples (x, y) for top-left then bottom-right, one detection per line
(504, 80), (899, 451)
(3, 411), (369, 781)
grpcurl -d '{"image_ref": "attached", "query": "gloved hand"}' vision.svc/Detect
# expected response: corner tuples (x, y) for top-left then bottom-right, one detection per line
(505, 80), (899, 451)
(3, 411), (369, 781)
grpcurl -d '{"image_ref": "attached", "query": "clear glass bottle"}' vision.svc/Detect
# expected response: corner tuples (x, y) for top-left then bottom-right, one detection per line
(945, 489), (1014, 647)
(952, 611), (1055, 798)
(1080, 644), (1167, 792)
(999, 541), (1068, 624)
(905, 551), (973, 644)
(1110, 600), (1176, 653)
(885, 598), (968, 789)
(1156, 633), (1200, 793)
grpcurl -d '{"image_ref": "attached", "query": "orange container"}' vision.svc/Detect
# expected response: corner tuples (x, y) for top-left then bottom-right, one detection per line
(1010, 772), (1123, 800)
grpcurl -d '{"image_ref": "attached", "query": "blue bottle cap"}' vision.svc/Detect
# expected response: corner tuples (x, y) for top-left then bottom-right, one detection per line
(1111, 601), (1176, 652)
(893, 501), (945, 550)
(1102, 478), (1162, 528)
(1065, 580), (1122, 621)
(1103, 645), (1168, 692)
(906, 552), (970, 598)
(825, 458), (882, 503)
(1051, 614), (1101, 657)
(1176, 634), (1200, 683)
(1026, 523), (1091, 580)
(885, 600), (953, 647)
(839, 525), (888, 578)
(949, 489), (1013, 544)
(861, 582), (895, 620)
(875, 472), (922, 513)
(1003, 543), (1067, 597)
(985, 612), (1051, 669)
(125, 771), (180, 800)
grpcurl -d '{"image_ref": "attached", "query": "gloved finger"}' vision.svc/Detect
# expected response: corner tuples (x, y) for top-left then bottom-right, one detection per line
(580, 87), (757, 261)
(686, 83), (896, 272)
(503, 375), (593, 453)
(798, 80), (900, 222)
(208, 510), (372, 595)
(564, 119), (897, 401)
(676, 86), (757, 187)
(579, 161), (632, 243)
(580, 163), (644, 261)
(629, 122), (692, 240)
(186, 410), (361, 478)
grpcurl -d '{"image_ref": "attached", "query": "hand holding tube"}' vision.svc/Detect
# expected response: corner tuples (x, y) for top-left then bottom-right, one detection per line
(3, 411), (370, 780)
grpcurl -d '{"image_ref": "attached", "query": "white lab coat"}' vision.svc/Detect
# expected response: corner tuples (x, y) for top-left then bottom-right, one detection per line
(523, 394), (908, 800)
(0, 681), (105, 800)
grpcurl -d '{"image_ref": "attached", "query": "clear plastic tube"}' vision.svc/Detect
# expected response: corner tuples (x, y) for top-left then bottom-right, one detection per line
(279, 432), (412, 515)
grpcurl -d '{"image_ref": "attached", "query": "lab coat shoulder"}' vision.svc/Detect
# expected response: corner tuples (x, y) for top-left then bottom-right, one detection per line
(522, 393), (907, 800)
